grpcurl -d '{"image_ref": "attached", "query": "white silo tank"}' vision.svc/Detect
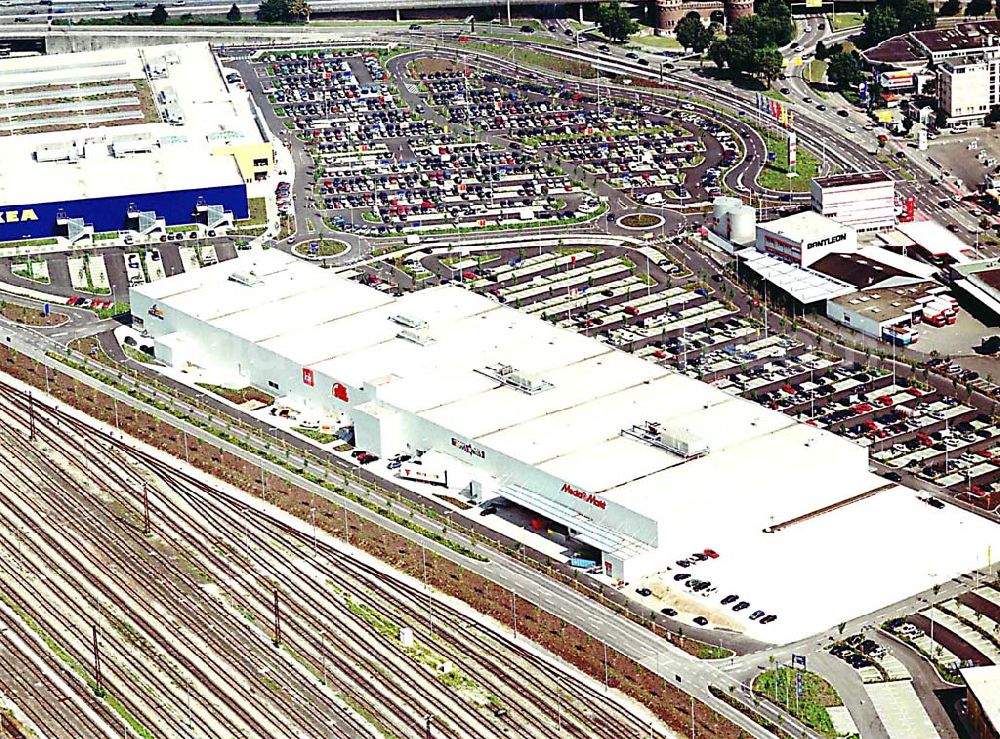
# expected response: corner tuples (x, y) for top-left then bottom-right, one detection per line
(712, 197), (740, 237)
(728, 204), (757, 244)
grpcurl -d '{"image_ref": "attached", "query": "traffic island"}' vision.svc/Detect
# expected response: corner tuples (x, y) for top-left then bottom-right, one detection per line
(292, 239), (349, 259)
(619, 213), (666, 230)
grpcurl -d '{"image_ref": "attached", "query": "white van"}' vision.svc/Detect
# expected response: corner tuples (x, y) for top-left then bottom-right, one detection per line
(644, 192), (665, 206)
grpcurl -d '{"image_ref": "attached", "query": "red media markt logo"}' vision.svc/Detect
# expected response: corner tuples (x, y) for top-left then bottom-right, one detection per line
(561, 483), (606, 510)
(302, 368), (315, 387)
(332, 383), (349, 402)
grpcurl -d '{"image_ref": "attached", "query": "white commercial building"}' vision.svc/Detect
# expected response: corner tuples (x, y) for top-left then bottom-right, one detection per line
(0, 42), (273, 243)
(939, 60), (991, 127)
(811, 172), (896, 233)
(130, 251), (1000, 643)
(754, 211), (857, 267)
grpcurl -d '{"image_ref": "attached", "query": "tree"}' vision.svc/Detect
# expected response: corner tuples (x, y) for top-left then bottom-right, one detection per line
(286, 0), (310, 20)
(863, 4), (899, 45)
(938, 0), (960, 14)
(256, 0), (309, 21)
(594, 2), (639, 43)
(675, 14), (705, 51)
(150, 3), (167, 23)
(226, 2), (241, 21)
(826, 51), (862, 89)
(815, 40), (829, 60)
(898, 0), (936, 31)
(753, 48), (783, 85)
(708, 39), (730, 69)
(728, 34), (757, 76)
(967, 0), (993, 14)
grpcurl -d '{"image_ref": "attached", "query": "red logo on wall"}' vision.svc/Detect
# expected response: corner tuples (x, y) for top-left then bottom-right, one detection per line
(561, 483), (607, 510)
(302, 368), (315, 387)
(333, 383), (349, 402)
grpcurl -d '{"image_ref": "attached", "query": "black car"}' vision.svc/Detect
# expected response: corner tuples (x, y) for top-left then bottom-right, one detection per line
(750, 610), (765, 620)
(674, 573), (691, 581)
(676, 559), (691, 568)
(626, 52), (640, 59)
(733, 601), (750, 612)
(721, 594), (739, 605)
(883, 471), (902, 482)
(761, 614), (777, 625)
(928, 498), (946, 509)
(837, 109), (850, 117)
(598, 44), (610, 52)
(638, 58), (649, 66)
(636, 587), (652, 597)
(693, 616), (709, 626)
(479, 505), (497, 517)
(661, 607), (678, 617)
(519, 24), (535, 33)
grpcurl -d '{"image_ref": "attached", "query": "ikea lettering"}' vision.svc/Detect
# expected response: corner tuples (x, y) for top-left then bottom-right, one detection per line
(0, 209), (37, 224)
(561, 483), (606, 510)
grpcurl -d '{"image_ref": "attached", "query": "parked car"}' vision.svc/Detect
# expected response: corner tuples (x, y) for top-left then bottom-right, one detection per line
(636, 587), (652, 597)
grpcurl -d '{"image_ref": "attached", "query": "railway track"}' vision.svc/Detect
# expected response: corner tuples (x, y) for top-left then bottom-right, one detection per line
(0, 378), (668, 738)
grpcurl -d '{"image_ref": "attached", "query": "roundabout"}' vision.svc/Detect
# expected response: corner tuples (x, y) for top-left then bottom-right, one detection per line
(618, 213), (666, 230)
(291, 238), (349, 259)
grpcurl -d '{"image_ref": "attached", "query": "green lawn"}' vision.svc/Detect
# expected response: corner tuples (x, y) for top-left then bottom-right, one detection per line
(804, 59), (828, 84)
(757, 131), (821, 192)
(634, 34), (682, 50)
(833, 12), (865, 29)
(761, 88), (792, 103)
(460, 41), (597, 78)
(754, 668), (842, 737)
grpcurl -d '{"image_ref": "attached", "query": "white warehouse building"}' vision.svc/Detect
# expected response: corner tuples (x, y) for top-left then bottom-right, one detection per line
(129, 251), (1000, 617)
(130, 250), (874, 579)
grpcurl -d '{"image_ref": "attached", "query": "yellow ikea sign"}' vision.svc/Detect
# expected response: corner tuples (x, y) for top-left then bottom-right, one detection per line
(0, 209), (38, 224)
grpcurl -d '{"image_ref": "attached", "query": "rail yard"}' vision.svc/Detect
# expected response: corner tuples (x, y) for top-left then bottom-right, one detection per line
(0, 377), (665, 738)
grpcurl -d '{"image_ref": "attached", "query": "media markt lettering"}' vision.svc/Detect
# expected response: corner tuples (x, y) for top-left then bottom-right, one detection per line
(451, 437), (486, 459)
(561, 483), (606, 510)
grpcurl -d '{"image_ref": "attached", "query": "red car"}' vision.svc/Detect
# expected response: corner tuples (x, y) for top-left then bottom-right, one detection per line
(703, 548), (719, 559)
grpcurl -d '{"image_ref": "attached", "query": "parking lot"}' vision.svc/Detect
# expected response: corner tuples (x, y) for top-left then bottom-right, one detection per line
(253, 49), (592, 237)
(1, 239), (236, 305)
(405, 60), (736, 205)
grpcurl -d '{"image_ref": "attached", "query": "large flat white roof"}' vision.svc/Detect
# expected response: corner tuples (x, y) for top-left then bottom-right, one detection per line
(0, 42), (262, 203)
(134, 250), (872, 509)
(138, 250), (1000, 644)
(757, 210), (852, 244)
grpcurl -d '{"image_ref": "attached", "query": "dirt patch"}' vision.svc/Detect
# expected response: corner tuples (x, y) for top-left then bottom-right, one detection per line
(0, 302), (68, 327)
(407, 57), (462, 76)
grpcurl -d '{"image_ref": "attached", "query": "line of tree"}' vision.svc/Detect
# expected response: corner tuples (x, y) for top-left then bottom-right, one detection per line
(862, 0), (935, 47)
(706, 0), (792, 85)
(117, 2), (242, 24)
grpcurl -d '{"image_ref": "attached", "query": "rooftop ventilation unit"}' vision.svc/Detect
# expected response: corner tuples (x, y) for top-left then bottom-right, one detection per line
(228, 270), (263, 287)
(35, 141), (80, 163)
(476, 362), (553, 395)
(111, 133), (154, 158)
(622, 421), (709, 459)
(391, 314), (428, 330)
(397, 328), (435, 346)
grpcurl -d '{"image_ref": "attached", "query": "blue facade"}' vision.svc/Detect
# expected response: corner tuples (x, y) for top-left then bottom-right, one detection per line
(0, 183), (249, 241)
